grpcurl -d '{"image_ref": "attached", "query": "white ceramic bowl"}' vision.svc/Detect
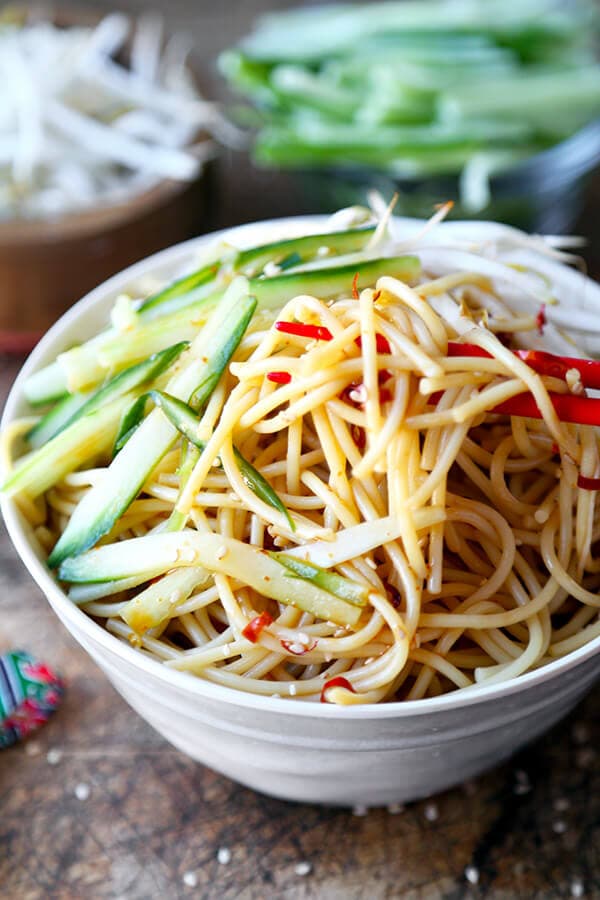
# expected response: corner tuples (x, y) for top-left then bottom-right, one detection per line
(2, 216), (600, 807)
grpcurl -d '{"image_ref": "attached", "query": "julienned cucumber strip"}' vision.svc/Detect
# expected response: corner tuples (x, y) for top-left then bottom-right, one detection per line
(27, 391), (93, 450)
(24, 364), (70, 407)
(58, 532), (363, 628)
(1, 393), (134, 499)
(23, 252), (420, 402)
(112, 394), (149, 456)
(120, 566), (211, 634)
(272, 553), (368, 606)
(149, 390), (294, 529)
(28, 343), (188, 451)
(47, 280), (256, 568)
(251, 255), (420, 305)
(138, 262), (220, 320)
(235, 226), (376, 275)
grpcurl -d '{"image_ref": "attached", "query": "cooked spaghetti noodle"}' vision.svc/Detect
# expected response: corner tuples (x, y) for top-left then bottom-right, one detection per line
(3, 209), (600, 704)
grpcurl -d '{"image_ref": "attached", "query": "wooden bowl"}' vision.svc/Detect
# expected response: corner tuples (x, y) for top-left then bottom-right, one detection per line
(0, 8), (214, 353)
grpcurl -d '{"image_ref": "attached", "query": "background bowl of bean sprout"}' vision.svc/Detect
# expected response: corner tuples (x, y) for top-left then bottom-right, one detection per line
(0, 7), (234, 351)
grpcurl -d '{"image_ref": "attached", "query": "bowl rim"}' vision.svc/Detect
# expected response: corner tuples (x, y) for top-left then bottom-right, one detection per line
(2, 213), (599, 720)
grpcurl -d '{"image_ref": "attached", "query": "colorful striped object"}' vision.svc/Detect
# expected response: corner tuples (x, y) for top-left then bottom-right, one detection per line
(0, 651), (64, 748)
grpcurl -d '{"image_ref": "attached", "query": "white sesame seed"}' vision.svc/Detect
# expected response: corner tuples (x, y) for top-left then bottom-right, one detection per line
(352, 804), (368, 817)
(286, 642), (306, 655)
(47, 748), (63, 766)
(294, 861), (312, 877)
(387, 803), (405, 815)
(349, 384), (367, 404)
(288, 684), (297, 696)
(74, 783), (90, 801)
(424, 802), (439, 822)
(217, 847), (231, 865)
(24, 740), (41, 757)
(570, 877), (585, 898)
(465, 865), (480, 885)
(552, 820), (568, 835)
(553, 797), (570, 812)
(182, 871), (198, 888)
(297, 632), (311, 646)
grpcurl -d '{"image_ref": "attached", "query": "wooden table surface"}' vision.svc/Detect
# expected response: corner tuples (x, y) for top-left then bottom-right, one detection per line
(1, 2), (600, 897)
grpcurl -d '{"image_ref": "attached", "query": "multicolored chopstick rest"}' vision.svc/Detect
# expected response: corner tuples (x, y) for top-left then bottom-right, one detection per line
(0, 651), (64, 748)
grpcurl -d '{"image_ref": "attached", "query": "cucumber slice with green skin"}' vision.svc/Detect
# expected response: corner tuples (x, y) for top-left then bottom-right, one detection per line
(27, 391), (93, 450)
(24, 364), (70, 407)
(47, 280), (257, 568)
(24, 251), (420, 402)
(120, 566), (211, 634)
(28, 342), (188, 451)
(164, 442), (201, 532)
(58, 532), (363, 628)
(250, 254), (420, 305)
(272, 552), (368, 606)
(112, 394), (149, 456)
(149, 390), (295, 529)
(1, 393), (134, 499)
(235, 226), (376, 276)
(137, 262), (220, 321)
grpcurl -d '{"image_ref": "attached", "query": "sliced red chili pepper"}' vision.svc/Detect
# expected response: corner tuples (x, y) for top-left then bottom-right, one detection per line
(355, 334), (391, 354)
(352, 272), (360, 300)
(517, 349), (570, 381)
(536, 304), (547, 336)
(280, 638), (317, 655)
(351, 424), (366, 450)
(242, 612), (273, 643)
(275, 321), (333, 341)
(320, 676), (356, 703)
(577, 474), (600, 491)
(379, 387), (393, 404)
(267, 371), (292, 384)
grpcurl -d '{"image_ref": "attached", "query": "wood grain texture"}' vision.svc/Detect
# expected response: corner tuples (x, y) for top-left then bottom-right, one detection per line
(1, 1), (599, 895)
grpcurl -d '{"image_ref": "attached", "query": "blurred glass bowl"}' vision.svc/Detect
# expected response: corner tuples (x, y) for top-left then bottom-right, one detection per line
(293, 118), (600, 234)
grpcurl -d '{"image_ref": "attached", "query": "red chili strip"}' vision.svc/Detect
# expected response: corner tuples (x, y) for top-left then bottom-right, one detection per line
(355, 334), (391, 354)
(448, 341), (600, 391)
(280, 638), (317, 656)
(267, 371), (292, 384)
(242, 612), (273, 643)
(428, 389), (600, 426)
(577, 474), (600, 491)
(320, 676), (356, 703)
(352, 272), (360, 299)
(351, 424), (366, 450)
(275, 321), (333, 341)
(536, 304), (547, 335)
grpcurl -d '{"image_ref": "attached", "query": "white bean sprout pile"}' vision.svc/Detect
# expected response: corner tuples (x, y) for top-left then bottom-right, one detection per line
(0, 11), (238, 220)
